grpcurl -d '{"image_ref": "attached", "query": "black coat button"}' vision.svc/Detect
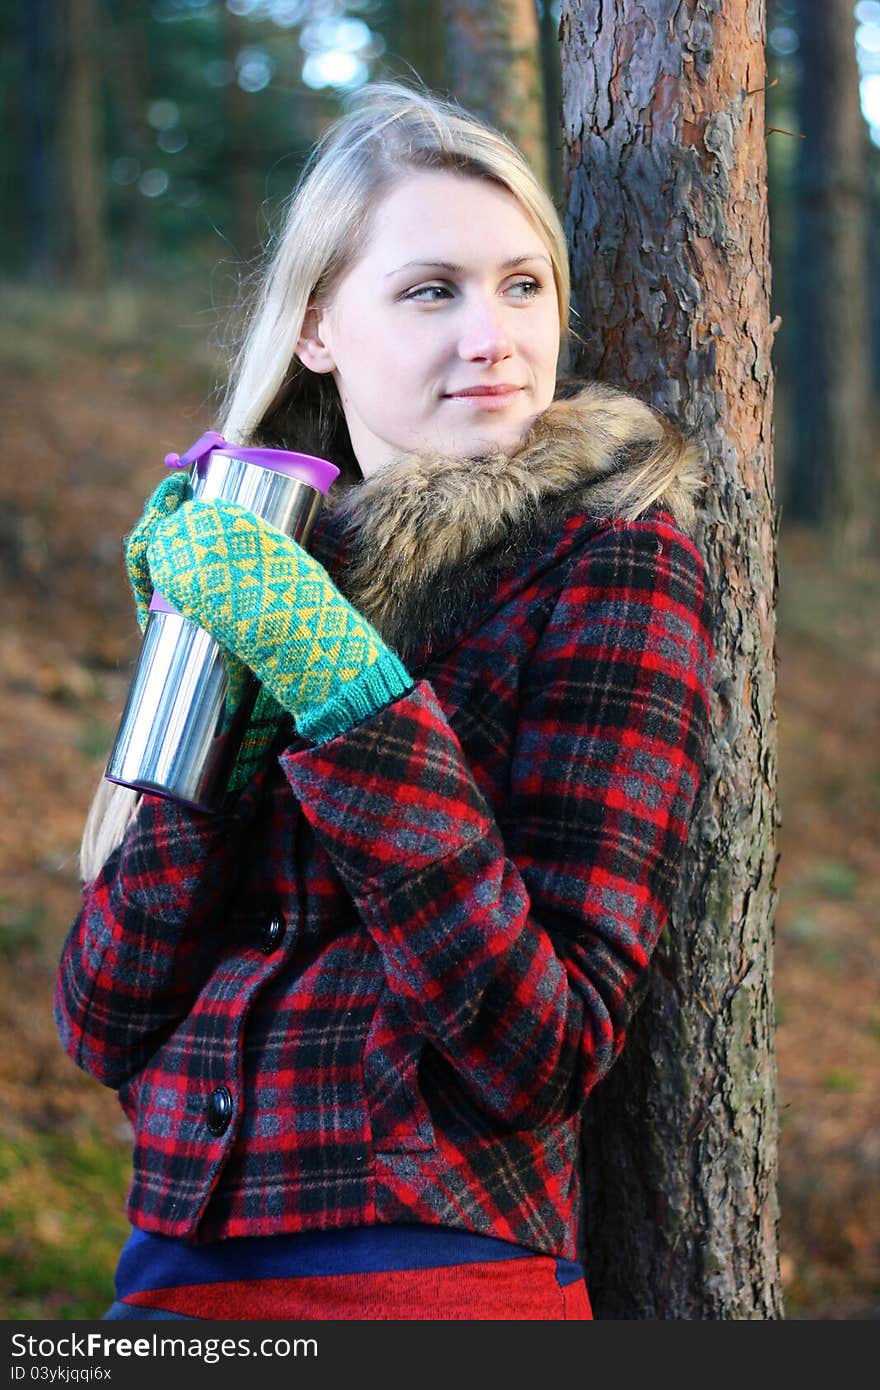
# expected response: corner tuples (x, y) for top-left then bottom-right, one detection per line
(206, 1085), (233, 1136)
(259, 912), (284, 955)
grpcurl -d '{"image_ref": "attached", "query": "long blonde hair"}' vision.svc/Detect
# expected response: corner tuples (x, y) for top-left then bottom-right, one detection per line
(81, 79), (573, 883)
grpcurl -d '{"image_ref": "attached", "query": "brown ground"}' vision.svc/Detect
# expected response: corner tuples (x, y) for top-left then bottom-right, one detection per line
(0, 286), (877, 1319)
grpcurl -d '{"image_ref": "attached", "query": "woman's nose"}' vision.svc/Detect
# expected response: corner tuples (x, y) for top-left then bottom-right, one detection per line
(456, 294), (514, 363)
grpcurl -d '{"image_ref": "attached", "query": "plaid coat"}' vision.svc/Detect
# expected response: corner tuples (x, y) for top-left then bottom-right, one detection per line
(55, 384), (714, 1259)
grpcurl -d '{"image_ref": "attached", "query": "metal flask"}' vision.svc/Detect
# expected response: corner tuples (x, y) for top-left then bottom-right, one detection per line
(105, 432), (340, 812)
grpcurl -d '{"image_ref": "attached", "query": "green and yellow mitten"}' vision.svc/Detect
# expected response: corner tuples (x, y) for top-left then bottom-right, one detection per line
(124, 474), (286, 792)
(146, 499), (413, 745)
(124, 471), (192, 633)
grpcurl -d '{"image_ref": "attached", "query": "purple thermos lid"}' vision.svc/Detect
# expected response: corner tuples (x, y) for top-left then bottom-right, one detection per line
(164, 430), (340, 493)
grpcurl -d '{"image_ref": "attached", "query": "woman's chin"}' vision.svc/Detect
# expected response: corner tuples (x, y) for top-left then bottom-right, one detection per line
(439, 414), (539, 459)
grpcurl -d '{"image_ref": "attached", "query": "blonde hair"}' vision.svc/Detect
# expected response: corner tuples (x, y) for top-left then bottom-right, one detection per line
(81, 79), (572, 883)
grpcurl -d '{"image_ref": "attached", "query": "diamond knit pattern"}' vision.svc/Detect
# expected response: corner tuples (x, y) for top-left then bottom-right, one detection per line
(147, 500), (412, 744)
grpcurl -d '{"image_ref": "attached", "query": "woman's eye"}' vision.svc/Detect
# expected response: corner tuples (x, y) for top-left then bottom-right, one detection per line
(404, 284), (452, 302)
(507, 278), (541, 299)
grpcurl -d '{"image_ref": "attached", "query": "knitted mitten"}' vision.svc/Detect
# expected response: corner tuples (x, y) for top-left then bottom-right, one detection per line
(124, 474), (285, 792)
(125, 471), (193, 632)
(146, 499), (413, 744)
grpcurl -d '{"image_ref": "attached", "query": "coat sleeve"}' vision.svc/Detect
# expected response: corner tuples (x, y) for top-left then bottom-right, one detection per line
(53, 786), (260, 1087)
(280, 518), (713, 1130)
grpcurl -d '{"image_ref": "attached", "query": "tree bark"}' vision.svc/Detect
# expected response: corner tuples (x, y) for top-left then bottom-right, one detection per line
(58, 0), (108, 288)
(789, 0), (875, 557)
(561, 0), (782, 1319)
(444, 0), (549, 185)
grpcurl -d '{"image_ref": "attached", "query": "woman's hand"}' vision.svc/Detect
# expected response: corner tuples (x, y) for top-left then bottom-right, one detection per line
(124, 471), (192, 632)
(124, 475), (286, 792)
(146, 499), (413, 744)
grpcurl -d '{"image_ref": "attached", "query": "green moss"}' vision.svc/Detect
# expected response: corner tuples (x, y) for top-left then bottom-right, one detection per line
(784, 911), (818, 942)
(810, 861), (859, 902)
(821, 1069), (861, 1094)
(0, 900), (46, 958)
(76, 718), (119, 764)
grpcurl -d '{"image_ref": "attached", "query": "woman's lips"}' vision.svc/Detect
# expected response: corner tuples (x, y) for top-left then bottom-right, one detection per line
(443, 385), (524, 410)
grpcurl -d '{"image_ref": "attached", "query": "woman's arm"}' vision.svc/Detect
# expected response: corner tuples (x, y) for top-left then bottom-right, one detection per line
(280, 517), (713, 1129)
(54, 784), (261, 1087)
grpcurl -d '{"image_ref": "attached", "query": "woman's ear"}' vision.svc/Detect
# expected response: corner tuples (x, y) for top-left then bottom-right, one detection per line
(295, 303), (336, 375)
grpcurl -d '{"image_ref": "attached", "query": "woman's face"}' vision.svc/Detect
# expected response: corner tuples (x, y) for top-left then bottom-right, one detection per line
(296, 171), (562, 478)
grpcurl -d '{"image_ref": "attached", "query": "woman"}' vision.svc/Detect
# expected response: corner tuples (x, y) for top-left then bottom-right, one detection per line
(55, 81), (713, 1321)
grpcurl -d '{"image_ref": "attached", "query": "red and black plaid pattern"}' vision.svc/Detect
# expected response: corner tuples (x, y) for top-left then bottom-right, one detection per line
(55, 507), (712, 1258)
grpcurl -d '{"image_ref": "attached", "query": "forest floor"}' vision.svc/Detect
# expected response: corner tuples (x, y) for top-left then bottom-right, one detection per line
(0, 285), (877, 1320)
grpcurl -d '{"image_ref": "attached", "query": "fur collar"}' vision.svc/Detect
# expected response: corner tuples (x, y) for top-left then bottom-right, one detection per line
(318, 382), (704, 662)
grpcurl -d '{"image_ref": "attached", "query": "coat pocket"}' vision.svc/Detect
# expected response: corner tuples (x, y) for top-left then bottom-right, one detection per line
(362, 987), (437, 1154)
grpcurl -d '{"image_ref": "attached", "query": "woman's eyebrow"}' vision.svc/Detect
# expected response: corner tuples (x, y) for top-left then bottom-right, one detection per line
(385, 253), (552, 277)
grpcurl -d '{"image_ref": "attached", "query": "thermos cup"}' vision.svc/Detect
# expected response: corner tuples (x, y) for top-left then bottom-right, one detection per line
(105, 432), (340, 812)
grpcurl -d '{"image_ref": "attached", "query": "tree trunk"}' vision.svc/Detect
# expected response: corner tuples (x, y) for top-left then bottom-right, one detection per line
(789, 0), (875, 557)
(58, 0), (108, 288)
(444, 0), (548, 185)
(561, 0), (782, 1319)
(538, 0), (564, 207)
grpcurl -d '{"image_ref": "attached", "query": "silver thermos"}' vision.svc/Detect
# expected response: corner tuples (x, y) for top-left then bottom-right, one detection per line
(105, 432), (340, 812)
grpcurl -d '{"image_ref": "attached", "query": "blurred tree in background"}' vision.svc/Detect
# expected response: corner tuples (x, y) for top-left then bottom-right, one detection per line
(793, 0), (873, 553)
(766, 0), (879, 557)
(9, 1), (377, 282)
(444, 0), (548, 183)
(58, 0), (109, 289)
